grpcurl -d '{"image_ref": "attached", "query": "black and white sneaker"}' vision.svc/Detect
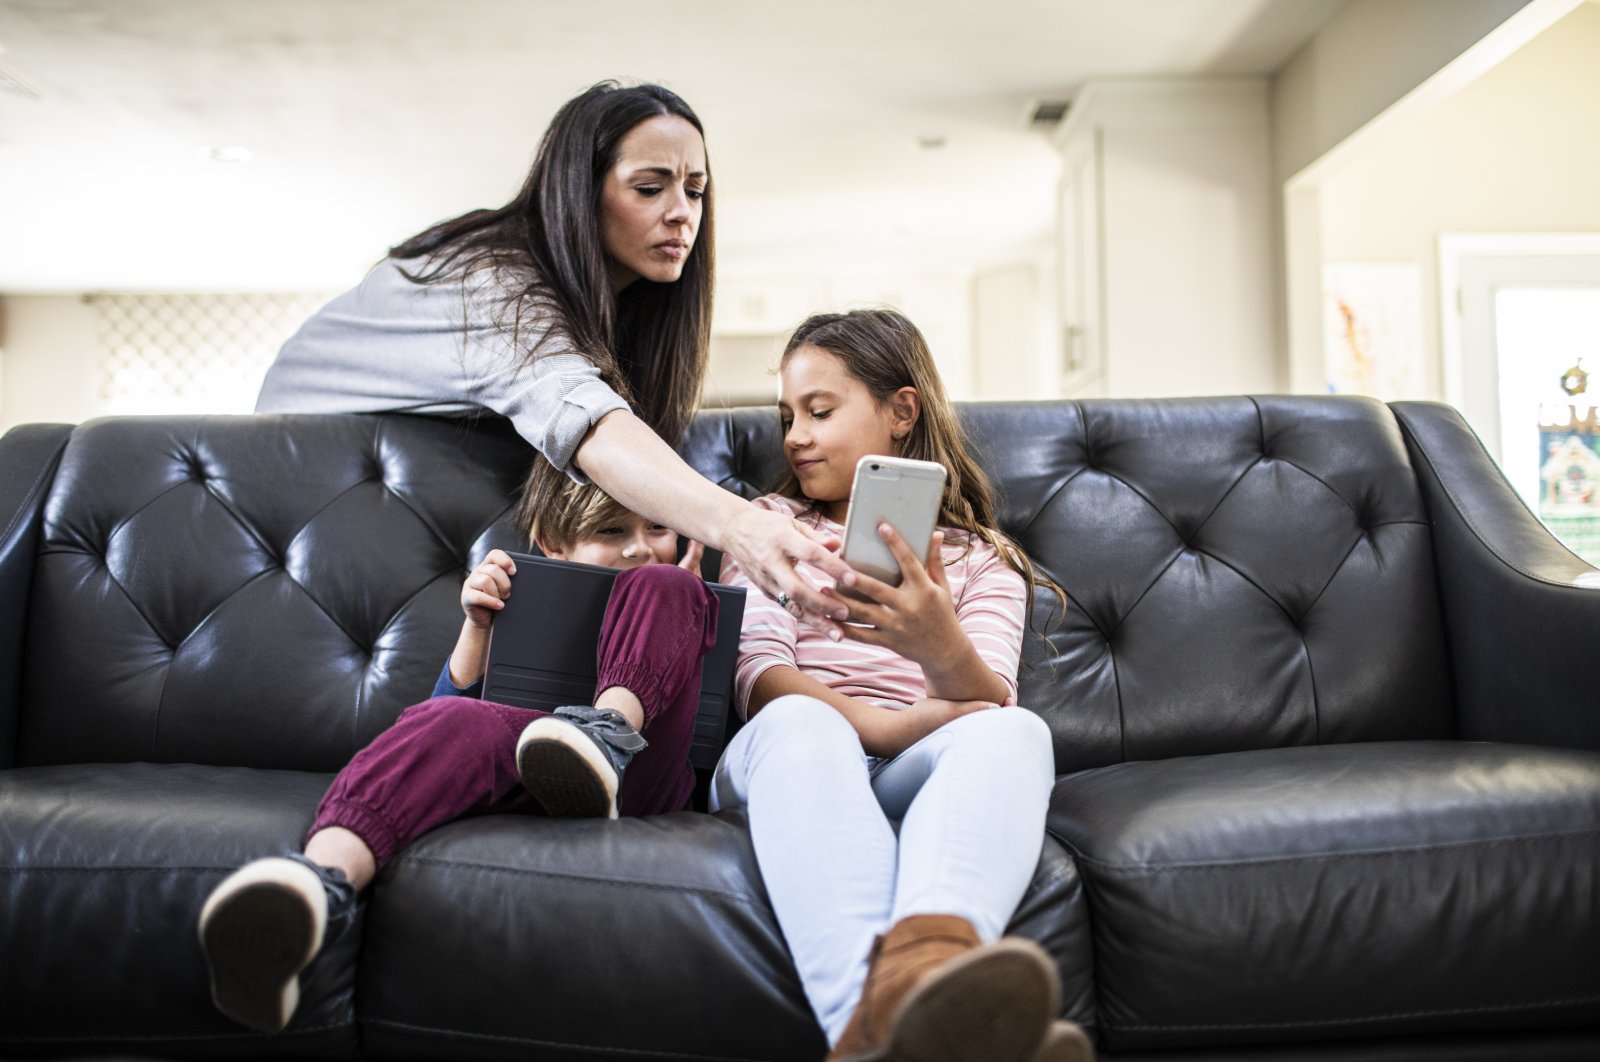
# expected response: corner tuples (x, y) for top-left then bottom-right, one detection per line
(197, 855), (356, 1031)
(515, 705), (648, 819)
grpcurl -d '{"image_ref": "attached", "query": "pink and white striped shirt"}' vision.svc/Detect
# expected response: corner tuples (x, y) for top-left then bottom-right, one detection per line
(719, 494), (1027, 721)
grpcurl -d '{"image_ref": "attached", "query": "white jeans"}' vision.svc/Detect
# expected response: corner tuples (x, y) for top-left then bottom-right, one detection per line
(710, 694), (1056, 1045)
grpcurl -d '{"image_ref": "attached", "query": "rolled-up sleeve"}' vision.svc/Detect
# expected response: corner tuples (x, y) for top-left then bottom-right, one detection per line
(456, 269), (631, 483)
(490, 353), (629, 482)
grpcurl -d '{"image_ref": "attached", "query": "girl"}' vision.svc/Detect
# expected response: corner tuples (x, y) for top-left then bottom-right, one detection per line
(255, 80), (855, 638)
(197, 472), (718, 1033)
(711, 311), (1093, 1062)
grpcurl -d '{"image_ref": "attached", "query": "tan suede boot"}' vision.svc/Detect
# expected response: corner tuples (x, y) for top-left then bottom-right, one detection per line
(1032, 1020), (1095, 1062)
(827, 914), (1060, 1061)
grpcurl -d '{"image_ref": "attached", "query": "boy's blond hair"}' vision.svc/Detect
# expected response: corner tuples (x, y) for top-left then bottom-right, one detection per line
(525, 473), (636, 554)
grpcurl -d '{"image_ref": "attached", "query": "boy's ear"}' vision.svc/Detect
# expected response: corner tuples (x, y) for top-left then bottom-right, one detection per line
(533, 534), (567, 560)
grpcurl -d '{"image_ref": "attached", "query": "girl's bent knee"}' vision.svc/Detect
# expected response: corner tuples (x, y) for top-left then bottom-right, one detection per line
(747, 694), (859, 750)
(953, 705), (1053, 749)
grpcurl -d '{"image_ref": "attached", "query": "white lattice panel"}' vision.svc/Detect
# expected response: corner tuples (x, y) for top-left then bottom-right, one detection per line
(91, 292), (333, 415)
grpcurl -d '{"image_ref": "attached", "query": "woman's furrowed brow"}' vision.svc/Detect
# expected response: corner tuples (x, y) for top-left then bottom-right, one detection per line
(628, 165), (707, 180)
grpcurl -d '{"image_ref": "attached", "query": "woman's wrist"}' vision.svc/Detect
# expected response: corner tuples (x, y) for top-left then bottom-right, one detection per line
(708, 492), (755, 554)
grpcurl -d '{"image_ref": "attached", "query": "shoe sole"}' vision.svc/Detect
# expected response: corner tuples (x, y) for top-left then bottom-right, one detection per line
(197, 859), (326, 1032)
(1033, 1020), (1096, 1062)
(516, 717), (620, 819)
(850, 938), (1061, 1062)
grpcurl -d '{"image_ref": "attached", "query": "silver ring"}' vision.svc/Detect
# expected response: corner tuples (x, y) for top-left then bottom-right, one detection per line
(775, 591), (790, 609)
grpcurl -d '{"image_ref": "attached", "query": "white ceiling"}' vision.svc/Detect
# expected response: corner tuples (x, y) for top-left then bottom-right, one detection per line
(0, 0), (1345, 293)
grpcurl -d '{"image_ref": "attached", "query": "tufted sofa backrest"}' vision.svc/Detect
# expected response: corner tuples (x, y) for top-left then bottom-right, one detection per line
(19, 396), (1454, 773)
(19, 414), (530, 771)
(685, 396), (1456, 772)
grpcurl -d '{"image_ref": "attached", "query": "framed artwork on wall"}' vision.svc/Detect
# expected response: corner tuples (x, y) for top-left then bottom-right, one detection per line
(1321, 262), (1425, 400)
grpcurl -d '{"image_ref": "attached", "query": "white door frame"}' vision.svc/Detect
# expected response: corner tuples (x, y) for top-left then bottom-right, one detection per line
(1439, 232), (1600, 462)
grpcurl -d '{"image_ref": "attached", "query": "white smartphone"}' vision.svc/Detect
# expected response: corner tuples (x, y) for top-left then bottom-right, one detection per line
(839, 455), (948, 597)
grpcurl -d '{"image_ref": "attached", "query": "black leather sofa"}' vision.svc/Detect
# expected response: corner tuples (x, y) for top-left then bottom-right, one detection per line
(1, 397), (1596, 1061)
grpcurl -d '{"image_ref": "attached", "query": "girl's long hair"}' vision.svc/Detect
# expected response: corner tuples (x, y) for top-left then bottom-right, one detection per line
(776, 309), (1063, 628)
(386, 80), (714, 535)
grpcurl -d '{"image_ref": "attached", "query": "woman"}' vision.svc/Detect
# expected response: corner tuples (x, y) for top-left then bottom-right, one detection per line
(257, 80), (853, 629)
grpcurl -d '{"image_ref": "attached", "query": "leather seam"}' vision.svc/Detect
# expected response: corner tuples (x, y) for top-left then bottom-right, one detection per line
(0, 431), (70, 547)
(1107, 992), (1600, 1032)
(395, 854), (768, 906)
(363, 1015), (769, 1059)
(1068, 825), (1600, 873)
(1397, 417), (1589, 588)
(0, 1022), (346, 1044)
(0, 864), (301, 874)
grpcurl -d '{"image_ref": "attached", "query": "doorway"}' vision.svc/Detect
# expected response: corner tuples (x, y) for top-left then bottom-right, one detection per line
(1444, 234), (1600, 563)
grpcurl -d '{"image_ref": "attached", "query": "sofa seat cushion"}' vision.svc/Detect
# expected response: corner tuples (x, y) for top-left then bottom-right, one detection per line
(358, 809), (1094, 1060)
(1046, 740), (1600, 1052)
(0, 762), (357, 1057)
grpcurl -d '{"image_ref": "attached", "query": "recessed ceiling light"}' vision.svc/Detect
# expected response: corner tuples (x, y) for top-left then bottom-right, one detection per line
(199, 145), (254, 164)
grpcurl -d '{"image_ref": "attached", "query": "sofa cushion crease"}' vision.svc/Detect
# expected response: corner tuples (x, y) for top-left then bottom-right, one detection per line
(0, 761), (357, 1055)
(1047, 740), (1600, 1051)
(357, 811), (1093, 1058)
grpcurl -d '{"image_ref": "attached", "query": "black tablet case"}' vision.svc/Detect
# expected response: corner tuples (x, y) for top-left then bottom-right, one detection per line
(481, 552), (747, 770)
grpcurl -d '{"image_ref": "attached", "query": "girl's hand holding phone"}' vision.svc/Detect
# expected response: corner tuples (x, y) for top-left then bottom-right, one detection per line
(829, 524), (965, 665)
(460, 549), (517, 629)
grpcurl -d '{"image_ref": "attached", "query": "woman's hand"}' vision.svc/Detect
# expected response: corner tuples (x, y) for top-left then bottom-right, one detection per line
(573, 411), (857, 633)
(723, 505), (856, 639)
(880, 695), (998, 757)
(828, 526), (965, 665)
(460, 549), (517, 630)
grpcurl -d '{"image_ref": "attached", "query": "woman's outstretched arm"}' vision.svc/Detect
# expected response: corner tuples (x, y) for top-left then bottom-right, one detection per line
(575, 408), (856, 633)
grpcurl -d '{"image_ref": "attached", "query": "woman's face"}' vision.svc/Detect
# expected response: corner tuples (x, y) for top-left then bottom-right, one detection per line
(598, 115), (707, 294)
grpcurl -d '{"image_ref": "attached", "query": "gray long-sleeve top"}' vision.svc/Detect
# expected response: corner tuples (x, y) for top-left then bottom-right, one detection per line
(255, 257), (628, 482)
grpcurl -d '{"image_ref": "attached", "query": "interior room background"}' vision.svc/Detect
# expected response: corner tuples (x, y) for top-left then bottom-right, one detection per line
(2, 0), (1597, 555)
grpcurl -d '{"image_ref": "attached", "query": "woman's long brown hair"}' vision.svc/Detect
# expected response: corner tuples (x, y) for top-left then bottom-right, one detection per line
(385, 81), (714, 535)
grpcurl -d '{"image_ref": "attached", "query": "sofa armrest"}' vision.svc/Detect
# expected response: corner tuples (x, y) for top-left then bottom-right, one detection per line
(0, 423), (74, 767)
(1392, 401), (1600, 751)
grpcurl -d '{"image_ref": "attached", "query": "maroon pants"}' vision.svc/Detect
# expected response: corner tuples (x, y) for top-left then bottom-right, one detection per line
(308, 564), (719, 867)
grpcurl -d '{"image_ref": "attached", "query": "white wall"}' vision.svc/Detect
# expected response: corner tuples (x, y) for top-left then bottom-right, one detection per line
(0, 263), (985, 437)
(711, 263), (979, 402)
(1104, 88), (1276, 395)
(1315, 0), (1600, 396)
(1055, 80), (1279, 398)
(1271, 0), (1539, 184)
(1272, 0), (1583, 392)
(973, 261), (1042, 400)
(0, 296), (100, 436)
